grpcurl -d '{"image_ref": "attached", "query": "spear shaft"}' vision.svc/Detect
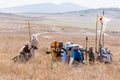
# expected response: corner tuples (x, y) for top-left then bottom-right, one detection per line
(85, 36), (88, 61)
(95, 15), (98, 53)
(28, 21), (31, 44)
(102, 10), (105, 47)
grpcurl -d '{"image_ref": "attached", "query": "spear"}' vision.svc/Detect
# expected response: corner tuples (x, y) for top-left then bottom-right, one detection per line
(102, 10), (105, 47)
(99, 10), (104, 48)
(99, 22), (103, 48)
(28, 21), (31, 44)
(85, 36), (88, 61)
(95, 15), (98, 53)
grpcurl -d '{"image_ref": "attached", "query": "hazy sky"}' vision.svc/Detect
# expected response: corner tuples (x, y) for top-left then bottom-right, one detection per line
(0, 0), (119, 8)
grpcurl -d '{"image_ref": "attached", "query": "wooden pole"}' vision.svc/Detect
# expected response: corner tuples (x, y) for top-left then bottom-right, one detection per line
(102, 32), (104, 47)
(85, 36), (88, 61)
(102, 10), (105, 47)
(95, 15), (98, 53)
(28, 21), (31, 44)
(99, 24), (103, 48)
(99, 10), (104, 48)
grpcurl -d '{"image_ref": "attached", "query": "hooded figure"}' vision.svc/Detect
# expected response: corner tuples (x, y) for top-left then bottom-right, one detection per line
(98, 46), (103, 62)
(65, 42), (71, 51)
(18, 42), (31, 61)
(88, 46), (95, 64)
(105, 50), (112, 64)
(31, 34), (38, 49)
(102, 47), (108, 62)
(31, 34), (38, 57)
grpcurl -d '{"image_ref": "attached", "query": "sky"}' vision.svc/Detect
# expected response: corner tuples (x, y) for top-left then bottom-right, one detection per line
(0, 0), (119, 8)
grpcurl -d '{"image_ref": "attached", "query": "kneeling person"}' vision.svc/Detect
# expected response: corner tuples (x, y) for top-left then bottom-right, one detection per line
(88, 46), (95, 64)
(18, 42), (31, 61)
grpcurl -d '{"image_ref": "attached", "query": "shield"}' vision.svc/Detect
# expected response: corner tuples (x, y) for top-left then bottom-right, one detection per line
(51, 41), (59, 60)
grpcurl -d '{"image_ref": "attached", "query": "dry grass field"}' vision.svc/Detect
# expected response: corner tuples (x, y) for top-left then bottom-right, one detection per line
(0, 15), (120, 80)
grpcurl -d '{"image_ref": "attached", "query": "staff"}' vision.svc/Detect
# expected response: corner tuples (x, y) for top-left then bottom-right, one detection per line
(85, 36), (88, 61)
(102, 10), (105, 47)
(28, 21), (31, 44)
(99, 21), (103, 48)
(99, 10), (104, 48)
(95, 15), (98, 53)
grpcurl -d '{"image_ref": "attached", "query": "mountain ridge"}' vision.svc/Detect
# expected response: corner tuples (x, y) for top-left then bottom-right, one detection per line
(0, 3), (90, 13)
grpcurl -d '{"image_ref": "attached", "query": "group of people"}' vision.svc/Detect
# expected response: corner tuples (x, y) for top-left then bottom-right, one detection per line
(15, 35), (112, 65)
(13, 34), (38, 62)
(52, 41), (112, 65)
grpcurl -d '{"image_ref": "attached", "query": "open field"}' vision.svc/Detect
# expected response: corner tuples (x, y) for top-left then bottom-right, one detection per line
(0, 14), (120, 80)
(0, 12), (120, 32)
(17, 13), (120, 32)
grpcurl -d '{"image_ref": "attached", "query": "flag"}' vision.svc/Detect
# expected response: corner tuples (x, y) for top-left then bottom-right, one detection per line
(99, 16), (103, 25)
(96, 17), (98, 23)
(99, 16), (111, 32)
(102, 17), (111, 32)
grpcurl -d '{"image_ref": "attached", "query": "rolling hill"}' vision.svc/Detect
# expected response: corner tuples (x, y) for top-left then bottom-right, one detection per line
(0, 3), (89, 13)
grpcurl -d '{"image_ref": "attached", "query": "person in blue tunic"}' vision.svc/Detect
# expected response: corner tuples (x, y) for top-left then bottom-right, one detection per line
(74, 47), (84, 63)
(69, 47), (75, 65)
(98, 45), (103, 62)
(105, 50), (112, 64)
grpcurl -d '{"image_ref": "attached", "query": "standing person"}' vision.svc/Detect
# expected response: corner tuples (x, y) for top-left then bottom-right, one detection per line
(31, 34), (38, 57)
(88, 46), (95, 64)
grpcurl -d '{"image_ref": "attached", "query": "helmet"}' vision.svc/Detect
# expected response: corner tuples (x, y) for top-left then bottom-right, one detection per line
(25, 41), (30, 46)
(89, 46), (93, 51)
(32, 34), (38, 40)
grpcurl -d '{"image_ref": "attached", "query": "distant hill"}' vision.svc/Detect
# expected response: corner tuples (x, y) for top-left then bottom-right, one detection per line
(0, 8), (119, 21)
(0, 8), (119, 18)
(0, 3), (90, 13)
(59, 8), (120, 18)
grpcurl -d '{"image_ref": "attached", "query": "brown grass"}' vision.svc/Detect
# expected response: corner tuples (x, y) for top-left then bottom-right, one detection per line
(0, 23), (120, 80)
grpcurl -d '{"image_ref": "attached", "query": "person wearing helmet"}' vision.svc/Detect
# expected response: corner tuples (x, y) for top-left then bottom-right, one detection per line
(88, 46), (95, 64)
(18, 42), (31, 61)
(65, 42), (71, 51)
(105, 50), (112, 64)
(31, 34), (38, 57)
(31, 34), (38, 49)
